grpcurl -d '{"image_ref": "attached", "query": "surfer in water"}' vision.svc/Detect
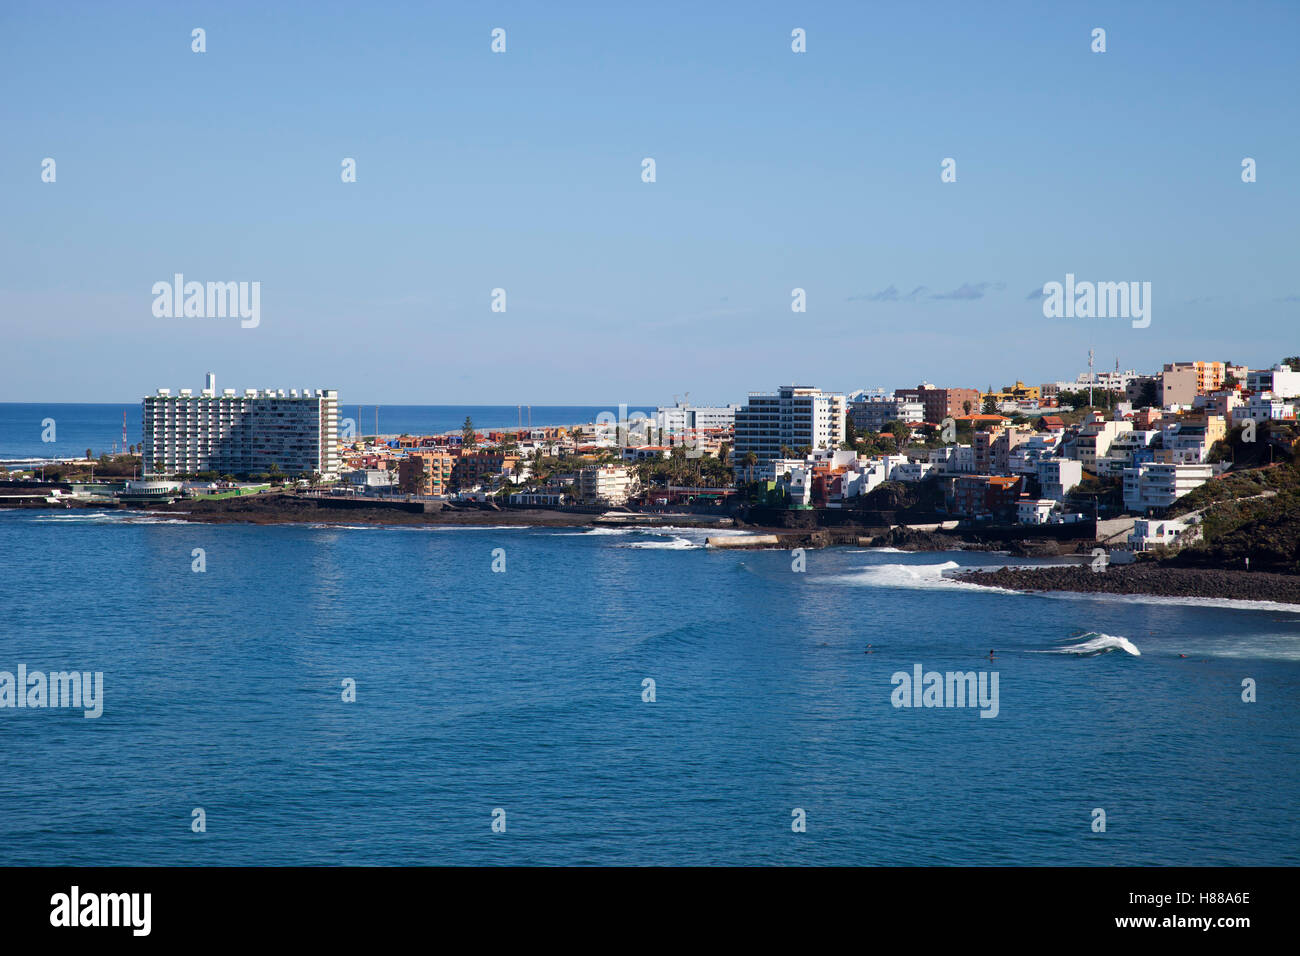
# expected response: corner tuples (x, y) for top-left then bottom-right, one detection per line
(988, 649), (997, 661)
(864, 644), (874, 655)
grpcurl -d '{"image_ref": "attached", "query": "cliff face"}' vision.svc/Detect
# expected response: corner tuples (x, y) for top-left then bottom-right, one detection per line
(1162, 465), (1300, 573)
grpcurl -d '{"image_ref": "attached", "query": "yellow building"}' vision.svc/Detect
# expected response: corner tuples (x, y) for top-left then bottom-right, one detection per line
(982, 381), (1041, 404)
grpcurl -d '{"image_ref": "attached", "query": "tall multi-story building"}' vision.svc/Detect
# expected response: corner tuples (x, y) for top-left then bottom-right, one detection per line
(142, 375), (339, 477)
(848, 395), (925, 433)
(655, 402), (741, 442)
(1159, 361), (1226, 406)
(451, 452), (520, 491)
(972, 423), (1033, 475)
(894, 383), (981, 423)
(579, 465), (636, 505)
(1073, 415), (1133, 471)
(733, 385), (846, 471)
(1123, 462), (1214, 514)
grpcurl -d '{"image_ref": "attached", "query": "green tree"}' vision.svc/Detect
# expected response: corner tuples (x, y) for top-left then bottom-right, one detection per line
(462, 416), (477, 449)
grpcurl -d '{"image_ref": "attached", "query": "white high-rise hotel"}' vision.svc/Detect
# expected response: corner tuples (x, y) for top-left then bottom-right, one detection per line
(143, 373), (340, 477)
(733, 384), (846, 472)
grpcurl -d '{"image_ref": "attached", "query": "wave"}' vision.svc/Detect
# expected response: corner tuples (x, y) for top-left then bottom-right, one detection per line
(1040, 632), (1141, 657)
(618, 535), (698, 550)
(1033, 590), (1300, 615)
(813, 560), (1012, 593)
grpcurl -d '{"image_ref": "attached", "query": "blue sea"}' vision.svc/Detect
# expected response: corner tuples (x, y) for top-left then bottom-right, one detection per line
(0, 403), (655, 461)
(1, 512), (1297, 865)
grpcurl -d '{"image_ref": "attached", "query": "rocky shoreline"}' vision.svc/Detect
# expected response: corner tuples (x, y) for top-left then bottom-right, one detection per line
(953, 564), (1300, 605)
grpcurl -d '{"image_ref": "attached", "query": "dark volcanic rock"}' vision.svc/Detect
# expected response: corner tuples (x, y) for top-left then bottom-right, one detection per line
(953, 564), (1300, 605)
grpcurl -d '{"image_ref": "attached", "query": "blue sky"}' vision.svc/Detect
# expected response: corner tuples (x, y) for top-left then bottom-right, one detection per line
(2, 0), (1297, 405)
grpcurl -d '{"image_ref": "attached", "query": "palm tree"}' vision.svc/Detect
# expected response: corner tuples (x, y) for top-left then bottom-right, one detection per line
(743, 451), (757, 483)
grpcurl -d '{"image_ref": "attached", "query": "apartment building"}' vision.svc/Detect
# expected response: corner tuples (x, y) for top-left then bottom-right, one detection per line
(1073, 416), (1133, 471)
(578, 465), (636, 505)
(1246, 364), (1300, 399)
(983, 381), (1041, 404)
(953, 475), (1023, 518)
(399, 449), (455, 496)
(1233, 393), (1299, 426)
(848, 395), (925, 433)
(452, 452), (520, 490)
(894, 383), (981, 423)
(1159, 362), (1226, 406)
(971, 424), (1032, 475)
(1035, 458), (1083, 501)
(733, 385), (846, 471)
(655, 402), (741, 439)
(143, 375), (339, 477)
(1158, 415), (1227, 465)
(1122, 462), (1214, 513)
(927, 444), (976, 474)
(1095, 429), (1159, 477)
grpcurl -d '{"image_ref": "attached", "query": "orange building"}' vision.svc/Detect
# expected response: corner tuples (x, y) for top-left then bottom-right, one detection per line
(399, 449), (455, 495)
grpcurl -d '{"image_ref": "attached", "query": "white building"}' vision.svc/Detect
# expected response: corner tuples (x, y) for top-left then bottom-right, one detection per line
(1096, 429), (1160, 477)
(1008, 434), (1062, 475)
(1247, 364), (1300, 399)
(1233, 393), (1298, 426)
(1017, 498), (1057, 525)
(1130, 516), (1200, 551)
(143, 375), (339, 477)
(1072, 416), (1132, 470)
(927, 444), (975, 474)
(579, 465), (636, 505)
(733, 384), (846, 472)
(1123, 462), (1214, 513)
(343, 468), (396, 491)
(1035, 458), (1083, 501)
(655, 402), (740, 438)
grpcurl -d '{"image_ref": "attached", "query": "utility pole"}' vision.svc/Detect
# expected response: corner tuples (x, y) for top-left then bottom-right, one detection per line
(1088, 349), (1095, 409)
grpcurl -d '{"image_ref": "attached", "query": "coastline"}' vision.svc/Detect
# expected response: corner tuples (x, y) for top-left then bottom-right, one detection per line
(13, 496), (1300, 606)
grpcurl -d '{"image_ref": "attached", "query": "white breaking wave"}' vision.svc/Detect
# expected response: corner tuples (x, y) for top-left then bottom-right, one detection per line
(1034, 590), (1300, 615)
(619, 535), (698, 550)
(1041, 632), (1141, 657)
(813, 560), (1011, 593)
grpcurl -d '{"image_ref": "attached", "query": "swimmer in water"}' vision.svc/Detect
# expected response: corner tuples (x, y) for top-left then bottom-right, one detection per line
(864, 644), (874, 655)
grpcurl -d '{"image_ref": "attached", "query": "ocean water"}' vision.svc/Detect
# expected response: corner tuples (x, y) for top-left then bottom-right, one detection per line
(0, 403), (654, 460)
(1, 512), (1297, 865)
